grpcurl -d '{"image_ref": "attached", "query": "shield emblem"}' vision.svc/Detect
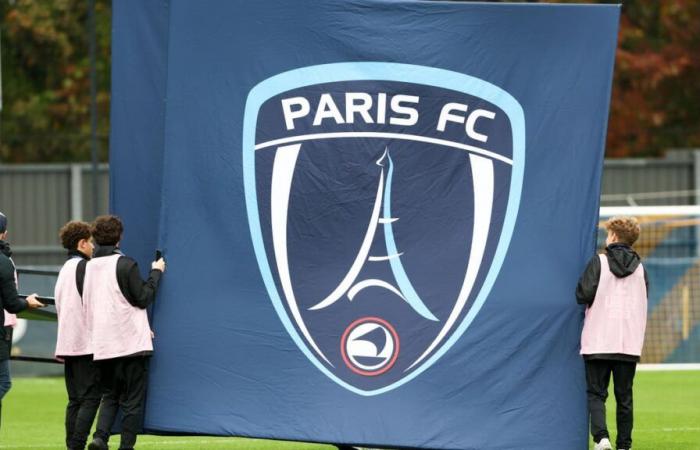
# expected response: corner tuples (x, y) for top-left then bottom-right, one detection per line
(243, 63), (524, 395)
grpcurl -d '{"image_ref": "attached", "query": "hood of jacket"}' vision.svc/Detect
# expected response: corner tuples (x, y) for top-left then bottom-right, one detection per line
(0, 240), (11, 258)
(605, 243), (641, 278)
(93, 244), (122, 258)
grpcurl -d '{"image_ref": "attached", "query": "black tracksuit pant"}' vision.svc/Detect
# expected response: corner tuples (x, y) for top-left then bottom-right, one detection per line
(585, 359), (637, 449)
(64, 355), (101, 450)
(93, 355), (150, 450)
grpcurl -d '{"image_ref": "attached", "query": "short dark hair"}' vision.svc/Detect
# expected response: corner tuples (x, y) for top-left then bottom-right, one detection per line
(59, 221), (92, 250)
(92, 215), (124, 246)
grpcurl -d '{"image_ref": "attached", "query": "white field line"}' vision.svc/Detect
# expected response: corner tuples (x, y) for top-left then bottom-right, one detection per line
(606, 427), (700, 433)
(638, 363), (700, 371)
(639, 427), (700, 432)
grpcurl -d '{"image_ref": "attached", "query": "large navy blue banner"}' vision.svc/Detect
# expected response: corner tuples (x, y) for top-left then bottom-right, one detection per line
(111, 1), (619, 449)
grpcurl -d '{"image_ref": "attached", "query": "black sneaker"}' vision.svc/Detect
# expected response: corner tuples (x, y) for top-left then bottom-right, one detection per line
(87, 437), (108, 450)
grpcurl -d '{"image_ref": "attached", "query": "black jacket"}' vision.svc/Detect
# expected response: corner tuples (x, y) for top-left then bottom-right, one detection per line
(0, 240), (28, 359)
(67, 249), (90, 297)
(92, 245), (162, 309)
(575, 243), (649, 362)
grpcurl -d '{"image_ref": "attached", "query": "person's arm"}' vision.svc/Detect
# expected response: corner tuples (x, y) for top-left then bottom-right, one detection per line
(575, 254), (600, 306)
(0, 258), (28, 313)
(75, 259), (88, 298)
(116, 256), (163, 309)
(643, 266), (649, 298)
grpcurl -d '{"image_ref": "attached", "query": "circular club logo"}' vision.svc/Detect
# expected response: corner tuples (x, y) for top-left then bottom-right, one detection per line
(341, 317), (399, 376)
(244, 62), (524, 394)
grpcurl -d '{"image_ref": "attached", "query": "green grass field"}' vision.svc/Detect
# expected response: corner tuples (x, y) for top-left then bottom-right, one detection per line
(1, 371), (698, 449)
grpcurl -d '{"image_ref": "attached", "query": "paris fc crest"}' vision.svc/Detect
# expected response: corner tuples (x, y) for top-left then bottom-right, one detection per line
(243, 63), (525, 395)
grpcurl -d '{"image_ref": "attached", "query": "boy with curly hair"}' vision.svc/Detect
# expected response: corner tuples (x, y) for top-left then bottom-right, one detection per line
(54, 220), (98, 450)
(576, 216), (648, 450)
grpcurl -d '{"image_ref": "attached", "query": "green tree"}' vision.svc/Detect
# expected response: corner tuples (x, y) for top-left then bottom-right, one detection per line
(1, 1), (698, 161)
(0, 0), (111, 162)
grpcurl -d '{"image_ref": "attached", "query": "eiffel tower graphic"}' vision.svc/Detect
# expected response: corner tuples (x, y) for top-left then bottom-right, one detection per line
(309, 148), (438, 322)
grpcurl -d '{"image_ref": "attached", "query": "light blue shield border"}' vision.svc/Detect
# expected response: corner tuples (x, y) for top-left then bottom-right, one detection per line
(242, 62), (525, 396)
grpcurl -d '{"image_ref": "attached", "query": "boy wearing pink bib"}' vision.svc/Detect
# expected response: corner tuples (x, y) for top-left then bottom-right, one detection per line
(576, 216), (648, 450)
(85, 216), (165, 450)
(55, 221), (98, 450)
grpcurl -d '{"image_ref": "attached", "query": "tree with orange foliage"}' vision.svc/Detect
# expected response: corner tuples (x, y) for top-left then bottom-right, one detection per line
(1, 1), (698, 161)
(607, 0), (700, 157)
